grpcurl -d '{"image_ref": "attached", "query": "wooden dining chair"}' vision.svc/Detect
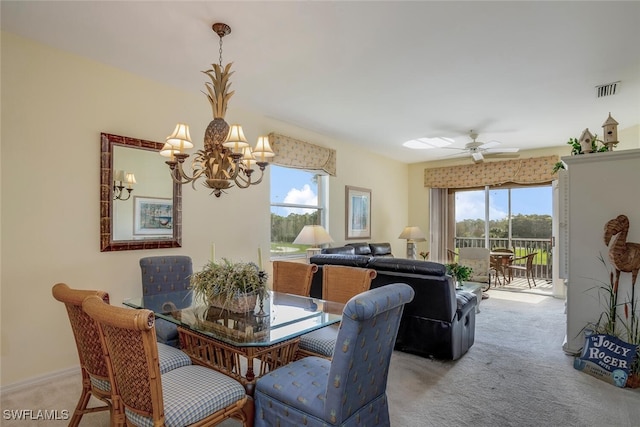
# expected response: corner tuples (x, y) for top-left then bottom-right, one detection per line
(321, 265), (377, 304)
(271, 261), (318, 296)
(52, 283), (193, 427)
(82, 295), (254, 427)
(507, 252), (538, 288)
(52, 284), (113, 427)
(297, 265), (377, 360)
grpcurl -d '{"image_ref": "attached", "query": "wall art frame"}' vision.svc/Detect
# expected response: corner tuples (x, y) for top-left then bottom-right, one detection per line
(345, 185), (371, 240)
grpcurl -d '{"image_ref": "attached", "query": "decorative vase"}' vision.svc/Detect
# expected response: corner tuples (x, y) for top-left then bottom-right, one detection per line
(209, 291), (258, 313)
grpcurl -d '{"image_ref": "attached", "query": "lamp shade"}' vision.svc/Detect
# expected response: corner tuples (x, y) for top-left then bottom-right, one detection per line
(293, 225), (334, 247)
(166, 123), (194, 150)
(253, 136), (275, 161)
(222, 124), (250, 150)
(398, 226), (426, 242)
(160, 143), (179, 158)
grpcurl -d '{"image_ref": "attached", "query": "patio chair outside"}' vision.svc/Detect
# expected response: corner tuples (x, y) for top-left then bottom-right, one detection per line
(458, 247), (492, 291)
(507, 252), (538, 288)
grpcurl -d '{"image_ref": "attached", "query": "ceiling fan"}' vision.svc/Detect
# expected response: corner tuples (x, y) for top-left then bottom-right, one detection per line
(443, 130), (520, 163)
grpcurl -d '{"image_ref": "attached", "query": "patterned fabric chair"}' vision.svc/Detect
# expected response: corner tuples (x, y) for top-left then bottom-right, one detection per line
(139, 255), (193, 347)
(297, 265), (377, 359)
(82, 295), (254, 427)
(458, 247), (492, 291)
(52, 283), (191, 427)
(254, 283), (414, 427)
(272, 261), (318, 296)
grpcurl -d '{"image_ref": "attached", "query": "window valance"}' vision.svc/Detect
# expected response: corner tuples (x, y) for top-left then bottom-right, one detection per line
(268, 132), (337, 176)
(424, 155), (559, 189)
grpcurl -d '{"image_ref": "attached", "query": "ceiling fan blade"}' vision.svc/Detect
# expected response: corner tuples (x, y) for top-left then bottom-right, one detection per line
(478, 140), (501, 149)
(485, 147), (519, 153)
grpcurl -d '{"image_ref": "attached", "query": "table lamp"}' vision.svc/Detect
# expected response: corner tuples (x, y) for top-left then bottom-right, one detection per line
(293, 225), (334, 262)
(398, 226), (426, 259)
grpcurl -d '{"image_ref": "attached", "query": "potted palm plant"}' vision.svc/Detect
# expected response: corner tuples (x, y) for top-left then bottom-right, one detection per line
(190, 258), (268, 313)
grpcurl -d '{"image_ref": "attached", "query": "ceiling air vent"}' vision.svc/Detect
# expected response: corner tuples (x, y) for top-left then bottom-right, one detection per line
(596, 81), (620, 98)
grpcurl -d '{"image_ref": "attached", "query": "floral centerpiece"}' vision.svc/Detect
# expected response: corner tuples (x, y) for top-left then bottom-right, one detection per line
(190, 258), (268, 313)
(445, 263), (473, 288)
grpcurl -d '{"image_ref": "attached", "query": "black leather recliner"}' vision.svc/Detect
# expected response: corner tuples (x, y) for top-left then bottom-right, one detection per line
(309, 254), (476, 360)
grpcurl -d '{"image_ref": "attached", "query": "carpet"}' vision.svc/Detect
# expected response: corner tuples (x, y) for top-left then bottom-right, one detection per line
(387, 289), (640, 427)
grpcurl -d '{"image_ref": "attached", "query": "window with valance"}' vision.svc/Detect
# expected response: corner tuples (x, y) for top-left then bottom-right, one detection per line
(424, 155), (559, 189)
(268, 132), (336, 176)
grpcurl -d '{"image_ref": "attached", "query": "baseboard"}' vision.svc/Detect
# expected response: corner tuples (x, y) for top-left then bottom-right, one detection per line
(0, 365), (80, 395)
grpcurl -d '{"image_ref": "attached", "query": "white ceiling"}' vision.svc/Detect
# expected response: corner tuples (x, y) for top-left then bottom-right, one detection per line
(2, 1), (639, 164)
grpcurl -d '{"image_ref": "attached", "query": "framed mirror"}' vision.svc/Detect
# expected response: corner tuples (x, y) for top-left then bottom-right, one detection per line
(100, 133), (182, 251)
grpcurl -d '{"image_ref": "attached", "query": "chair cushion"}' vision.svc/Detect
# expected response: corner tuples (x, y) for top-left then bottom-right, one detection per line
(369, 242), (392, 256)
(125, 365), (246, 427)
(345, 242), (372, 255)
(154, 318), (179, 345)
(298, 324), (339, 357)
(367, 257), (446, 276)
(255, 356), (330, 422)
(309, 254), (371, 268)
(321, 246), (356, 255)
(157, 342), (191, 374)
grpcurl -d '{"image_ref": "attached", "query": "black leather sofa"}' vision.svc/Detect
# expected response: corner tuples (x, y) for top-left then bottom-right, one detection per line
(309, 254), (477, 360)
(321, 242), (394, 257)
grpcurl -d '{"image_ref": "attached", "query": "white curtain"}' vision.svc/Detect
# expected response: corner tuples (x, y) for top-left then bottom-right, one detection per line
(429, 188), (449, 263)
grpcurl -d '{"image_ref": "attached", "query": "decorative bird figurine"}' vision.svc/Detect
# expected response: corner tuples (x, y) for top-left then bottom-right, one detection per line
(604, 215), (640, 290)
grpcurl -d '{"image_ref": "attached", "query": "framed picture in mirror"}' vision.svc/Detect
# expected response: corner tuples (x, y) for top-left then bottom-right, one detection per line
(133, 196), (173, 236)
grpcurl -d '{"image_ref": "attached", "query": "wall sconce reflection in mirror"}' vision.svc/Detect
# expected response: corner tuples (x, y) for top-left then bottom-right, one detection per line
(113, 170), (136, 201)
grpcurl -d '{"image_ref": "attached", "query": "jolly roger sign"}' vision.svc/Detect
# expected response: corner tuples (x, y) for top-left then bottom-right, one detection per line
(574, 333), (638, 387)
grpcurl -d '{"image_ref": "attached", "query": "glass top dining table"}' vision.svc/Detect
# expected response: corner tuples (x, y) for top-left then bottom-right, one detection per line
(123, 290), (344, 348)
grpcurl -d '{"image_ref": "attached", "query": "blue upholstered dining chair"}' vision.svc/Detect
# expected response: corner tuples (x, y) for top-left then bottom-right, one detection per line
(139, 255), (192, 347)
(254, 283), (415, 427)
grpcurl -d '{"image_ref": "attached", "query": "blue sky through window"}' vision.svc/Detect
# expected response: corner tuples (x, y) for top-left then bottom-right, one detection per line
(455, 186), (551, 222)
(270, 166), (318, 215)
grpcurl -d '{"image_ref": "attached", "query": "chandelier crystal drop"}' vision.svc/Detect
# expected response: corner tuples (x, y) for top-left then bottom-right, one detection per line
(161, 22), (274, 197)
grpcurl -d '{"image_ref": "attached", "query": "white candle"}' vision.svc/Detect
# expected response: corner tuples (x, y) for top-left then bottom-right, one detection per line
(211, 243), (215, 262)
(258, 247), (263, 270)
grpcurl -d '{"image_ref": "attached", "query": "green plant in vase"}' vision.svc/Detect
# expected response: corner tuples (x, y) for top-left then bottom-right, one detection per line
(445, 263), (473, 288)
(190, 258), (268, 312)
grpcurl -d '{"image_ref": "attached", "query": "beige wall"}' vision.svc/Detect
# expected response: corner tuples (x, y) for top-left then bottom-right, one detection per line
(0, 33), (408, 387)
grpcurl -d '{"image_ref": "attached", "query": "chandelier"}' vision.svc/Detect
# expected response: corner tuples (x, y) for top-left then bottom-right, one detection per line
(161, 22), (274, 197)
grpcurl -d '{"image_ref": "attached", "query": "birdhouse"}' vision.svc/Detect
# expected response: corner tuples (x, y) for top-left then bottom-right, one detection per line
(602, 112), (619, 151)
(578, 128), (594, 153)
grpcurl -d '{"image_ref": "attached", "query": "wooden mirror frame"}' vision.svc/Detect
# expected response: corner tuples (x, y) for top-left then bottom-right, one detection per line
(100, 133), (182, 251)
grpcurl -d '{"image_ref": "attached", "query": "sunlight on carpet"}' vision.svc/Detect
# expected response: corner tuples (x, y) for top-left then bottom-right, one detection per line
(487, 289), (548, 304)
